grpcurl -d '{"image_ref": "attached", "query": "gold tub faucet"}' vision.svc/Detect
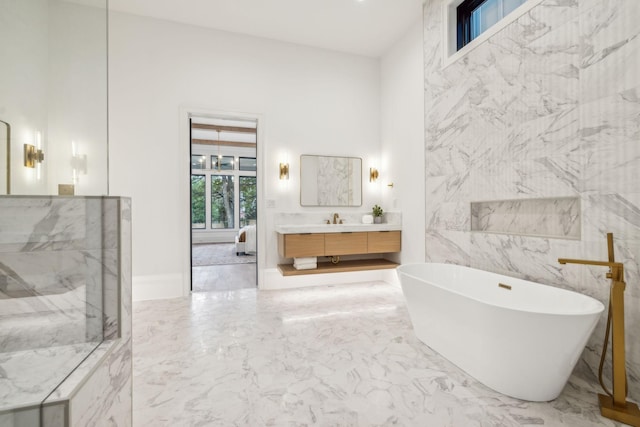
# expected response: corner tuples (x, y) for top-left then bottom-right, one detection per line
(558, 233), (639, 426)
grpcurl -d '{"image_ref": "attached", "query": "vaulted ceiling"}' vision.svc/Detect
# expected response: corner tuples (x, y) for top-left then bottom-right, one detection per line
(108, 0), (424, 57)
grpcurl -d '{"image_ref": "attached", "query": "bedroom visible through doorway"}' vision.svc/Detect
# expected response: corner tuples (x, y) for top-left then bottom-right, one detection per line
(190, 116), (257, 292)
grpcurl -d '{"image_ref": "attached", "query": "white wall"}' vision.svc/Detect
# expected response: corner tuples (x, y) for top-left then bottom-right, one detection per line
(0, 0), (108, 196)
(0, 0), (49, 194)
(380, 20), (425, 264)
(47, 0), (108, 196)
(108, 12), (383, 300)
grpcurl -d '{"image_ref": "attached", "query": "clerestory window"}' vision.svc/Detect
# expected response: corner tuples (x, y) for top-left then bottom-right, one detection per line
(456, 0), (527, 50)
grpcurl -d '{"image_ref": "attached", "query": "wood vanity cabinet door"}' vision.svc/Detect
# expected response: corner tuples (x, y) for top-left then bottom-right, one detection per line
(324, 232), (368, 255)
(367, 231), (401, 253)
(278, 233), (325, 258)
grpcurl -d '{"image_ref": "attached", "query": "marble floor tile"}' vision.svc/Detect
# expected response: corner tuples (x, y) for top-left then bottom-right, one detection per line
(133, 282), (624, 426)
(191, 263), (257, 292)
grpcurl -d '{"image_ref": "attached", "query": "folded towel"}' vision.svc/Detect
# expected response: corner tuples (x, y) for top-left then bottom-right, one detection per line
(294, 263), (317, 270)
(294, 256), (317, 264)
(294, 262), (317, 268)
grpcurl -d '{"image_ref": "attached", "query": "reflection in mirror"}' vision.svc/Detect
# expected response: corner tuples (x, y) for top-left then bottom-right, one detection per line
(0, 120), (9, 194)
(300, 155), (362, 207)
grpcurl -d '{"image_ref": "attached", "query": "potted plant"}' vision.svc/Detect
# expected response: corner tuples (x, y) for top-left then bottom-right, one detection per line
(372, 204), (384, 224)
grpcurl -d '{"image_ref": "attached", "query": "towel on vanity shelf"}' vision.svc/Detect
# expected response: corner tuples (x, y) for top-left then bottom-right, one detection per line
(294, 257), (317, 270)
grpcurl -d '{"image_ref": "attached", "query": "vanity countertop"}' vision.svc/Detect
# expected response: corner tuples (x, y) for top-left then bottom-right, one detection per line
(275, 223), (401, 234)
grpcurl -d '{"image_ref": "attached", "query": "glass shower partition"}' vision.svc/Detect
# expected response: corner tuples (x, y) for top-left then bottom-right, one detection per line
(0, 0), (114, 424)
(0, 197), (106, 426)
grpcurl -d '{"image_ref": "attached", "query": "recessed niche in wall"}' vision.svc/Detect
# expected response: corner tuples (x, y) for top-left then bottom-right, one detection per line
(470, 197), (580, 239)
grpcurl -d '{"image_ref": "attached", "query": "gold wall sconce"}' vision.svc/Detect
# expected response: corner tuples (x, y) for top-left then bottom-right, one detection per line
(24, 144), (44, 168)
(369, 167), (379, 182)
(279, 162), (289, 180)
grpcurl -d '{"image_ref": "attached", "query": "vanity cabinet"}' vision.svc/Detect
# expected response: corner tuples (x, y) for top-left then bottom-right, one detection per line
(367, 231), (401, 253)
(325, 232), (368, 255)
(277, 230), (401, 276)
(278, 233), (325, 258)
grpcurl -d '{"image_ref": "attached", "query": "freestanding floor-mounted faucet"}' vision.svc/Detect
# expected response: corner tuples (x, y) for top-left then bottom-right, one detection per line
(559, 233), (640, 426)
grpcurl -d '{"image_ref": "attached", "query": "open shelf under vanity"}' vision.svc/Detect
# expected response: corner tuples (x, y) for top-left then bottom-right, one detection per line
(277, 258), (399, 276)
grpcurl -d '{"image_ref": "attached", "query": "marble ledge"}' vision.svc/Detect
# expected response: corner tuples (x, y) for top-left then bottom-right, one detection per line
(274, 223), (402, 234)
(43, 339), (119, 403)
(0, 341), (101, 413)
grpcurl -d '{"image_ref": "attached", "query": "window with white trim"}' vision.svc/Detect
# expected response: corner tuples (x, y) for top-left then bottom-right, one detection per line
(457, 0), (526, 50)
(190, 118), (257, 232)
(444, 0), (542, 66)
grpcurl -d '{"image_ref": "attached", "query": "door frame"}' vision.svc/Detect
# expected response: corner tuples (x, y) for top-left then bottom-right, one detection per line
(179, 106), (265, 295)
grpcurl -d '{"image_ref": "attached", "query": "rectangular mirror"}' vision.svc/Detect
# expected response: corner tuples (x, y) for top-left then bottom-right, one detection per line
(300, 155), (362, 207)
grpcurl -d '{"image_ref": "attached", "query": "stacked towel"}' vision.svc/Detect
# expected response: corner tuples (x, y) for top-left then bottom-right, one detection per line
(294, 257), (317, 270)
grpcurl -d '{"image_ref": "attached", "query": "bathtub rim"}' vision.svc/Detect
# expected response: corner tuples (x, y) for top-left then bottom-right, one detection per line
(396, 262), (605, 317)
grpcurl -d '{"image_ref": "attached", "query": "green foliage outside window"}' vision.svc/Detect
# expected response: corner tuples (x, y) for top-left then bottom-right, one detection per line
(211, 175), (234, 228)
(191, 175), (205, 228)
(239, 176), (257, 227)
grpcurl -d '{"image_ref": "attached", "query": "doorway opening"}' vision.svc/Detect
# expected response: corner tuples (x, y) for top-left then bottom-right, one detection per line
(189, 115), (257, 292)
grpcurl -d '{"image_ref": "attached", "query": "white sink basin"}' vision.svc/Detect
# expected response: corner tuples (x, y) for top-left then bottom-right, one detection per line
(274, 223), (401, 234)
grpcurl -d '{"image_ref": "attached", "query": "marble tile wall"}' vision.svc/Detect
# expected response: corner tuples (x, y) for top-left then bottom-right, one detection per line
(424, 0), (640, 399)
(0, 197), (108, 351)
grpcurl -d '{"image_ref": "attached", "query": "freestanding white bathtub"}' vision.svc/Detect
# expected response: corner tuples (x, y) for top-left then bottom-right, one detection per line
(397, 263), (604, 401)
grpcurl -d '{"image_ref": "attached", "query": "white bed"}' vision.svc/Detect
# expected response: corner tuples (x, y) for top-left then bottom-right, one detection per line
(235, 225), (256, 255)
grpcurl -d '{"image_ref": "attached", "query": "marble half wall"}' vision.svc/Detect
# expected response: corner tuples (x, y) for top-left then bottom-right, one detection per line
(42, 197), (133, 426)
(423, 0), (640, 399)
(0, 196), (132, 426)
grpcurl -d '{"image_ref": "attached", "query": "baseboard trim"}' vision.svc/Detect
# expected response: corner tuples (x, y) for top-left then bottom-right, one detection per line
(133, 268), (399, 299)
(132, 274), (185, 301)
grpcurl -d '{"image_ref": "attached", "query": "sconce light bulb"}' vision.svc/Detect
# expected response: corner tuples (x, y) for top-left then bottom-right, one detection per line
(279, 162), (290, 180)
(369, 167), (379, 182)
